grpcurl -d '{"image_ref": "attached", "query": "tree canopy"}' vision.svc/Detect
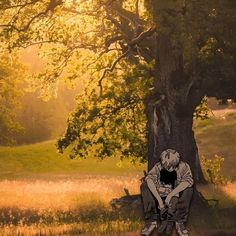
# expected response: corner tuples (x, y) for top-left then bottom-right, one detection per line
(0, 0), (235, 161)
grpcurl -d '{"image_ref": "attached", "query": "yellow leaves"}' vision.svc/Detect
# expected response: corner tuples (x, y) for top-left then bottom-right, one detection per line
(200, 154), (226, 184)
(199, 37), (218, 58)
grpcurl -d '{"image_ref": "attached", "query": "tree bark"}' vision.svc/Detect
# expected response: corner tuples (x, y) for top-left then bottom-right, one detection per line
(147, 35), (206, 184)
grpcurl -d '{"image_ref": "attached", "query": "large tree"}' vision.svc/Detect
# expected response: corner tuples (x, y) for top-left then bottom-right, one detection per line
(1, 0), (236, 183)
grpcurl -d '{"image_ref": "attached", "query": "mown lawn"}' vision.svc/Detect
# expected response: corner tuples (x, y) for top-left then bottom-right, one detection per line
(0, 140), (146, 180)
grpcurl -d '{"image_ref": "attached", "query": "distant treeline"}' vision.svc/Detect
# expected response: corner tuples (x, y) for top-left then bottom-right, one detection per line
(0, 52), (81, 146)
(12, 85), (78, 145)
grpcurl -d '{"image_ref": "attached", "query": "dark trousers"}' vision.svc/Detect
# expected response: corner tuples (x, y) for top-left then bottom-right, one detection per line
(140, 181), (193, 223)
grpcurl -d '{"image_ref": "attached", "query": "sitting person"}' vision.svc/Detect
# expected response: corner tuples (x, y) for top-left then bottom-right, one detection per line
(140, 149), (193, 236)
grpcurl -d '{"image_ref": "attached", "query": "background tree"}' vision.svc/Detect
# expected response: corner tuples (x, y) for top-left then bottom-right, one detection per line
(14, 84), (79, 144)
(1, 0), (236, 183)
(0, 54), (24, 145)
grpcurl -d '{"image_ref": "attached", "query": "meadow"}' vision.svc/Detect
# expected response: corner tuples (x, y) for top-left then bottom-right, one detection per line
(0, 113), (236, 235)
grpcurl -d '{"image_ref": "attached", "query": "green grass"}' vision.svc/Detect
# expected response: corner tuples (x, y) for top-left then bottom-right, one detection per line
(0, 140), (146, 179)
(0, 112), (235, 180)
(194, 112), (236, 179)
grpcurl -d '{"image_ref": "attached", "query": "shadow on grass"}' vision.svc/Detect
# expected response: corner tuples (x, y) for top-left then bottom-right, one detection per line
(189, 184), (236, 234)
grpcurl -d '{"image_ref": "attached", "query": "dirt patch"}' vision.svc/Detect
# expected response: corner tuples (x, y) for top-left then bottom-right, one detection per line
(209, 109), (236, 119)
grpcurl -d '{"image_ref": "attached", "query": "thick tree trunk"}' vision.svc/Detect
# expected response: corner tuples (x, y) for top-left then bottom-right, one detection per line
(147, 102), (205, 183)
(147, 35), (206, 184)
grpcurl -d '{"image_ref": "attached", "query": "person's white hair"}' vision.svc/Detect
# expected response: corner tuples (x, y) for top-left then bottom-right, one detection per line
(160, 149), (180, 169)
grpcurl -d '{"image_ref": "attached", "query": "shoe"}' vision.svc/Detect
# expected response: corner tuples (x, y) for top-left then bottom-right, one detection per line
(141, 221), (157, 236)
(157, 220), (168, 234)
(165, 221), (174, 235)
(176, 222), (189, 236)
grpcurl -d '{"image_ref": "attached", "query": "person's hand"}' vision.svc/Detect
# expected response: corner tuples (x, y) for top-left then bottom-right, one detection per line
(159, 205), (168, 221)
(165, 193), (173, 206)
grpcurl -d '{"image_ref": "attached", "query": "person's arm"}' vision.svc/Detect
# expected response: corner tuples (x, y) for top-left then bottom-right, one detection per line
(165, 162), (194, 205)
(168, 181), (190, 197)
(146, 178), (165, 209)
(145, 163), (165, 209)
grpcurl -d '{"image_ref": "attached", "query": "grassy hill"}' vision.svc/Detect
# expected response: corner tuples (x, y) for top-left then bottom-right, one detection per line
(0, 140), (145, 179)
(0, 112), (235, 179)
(194, 112), (236, 179)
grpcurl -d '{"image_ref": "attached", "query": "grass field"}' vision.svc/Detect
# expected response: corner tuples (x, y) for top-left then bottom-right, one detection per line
(0, 113), (235, 235)
(0, 112), (236, 179)
(0, 178), (235, 235)
(194, 112), (236, 179)
(0, 177), (142, 235)
(0, 140), (146, 180)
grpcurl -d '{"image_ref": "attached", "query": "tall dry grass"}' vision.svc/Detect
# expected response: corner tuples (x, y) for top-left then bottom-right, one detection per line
(0, 176), (235, 235)
(0, 175), (141, 210)
(0, 175), (143, 235)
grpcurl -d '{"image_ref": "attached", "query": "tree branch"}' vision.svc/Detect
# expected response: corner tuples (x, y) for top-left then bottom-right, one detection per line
(107, 1), (144, 28)
(105, 12), (132, 39)
(0, 0), (40, 10)
(98, 47), (130, 95)
(61, 4), (103, 16)
(128, 26), (156, 46)
(1, 0), (62, 32)
(105, 35), (123, 49)
(97, 26), (156, 94)
(135, 0), (140, 17)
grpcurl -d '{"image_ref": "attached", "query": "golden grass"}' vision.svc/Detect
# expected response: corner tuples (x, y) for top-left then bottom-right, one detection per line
(0, 222), (142, 236)
(0, 176), (235, 235)
(220, 181), (236, 200)
(0, 175), (141, 210)
(0, 176), (142, 235)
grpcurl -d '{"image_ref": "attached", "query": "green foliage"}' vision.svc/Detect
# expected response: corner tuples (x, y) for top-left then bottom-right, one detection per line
(57, 62), (154, 161)
(57, 60), (212, 160)
(194, 97), (210, 120)
(200, 155), (226, 184)
(0, 53), (77, 145)
(0, 0), (236, 163)
(0, 54), (24, 145)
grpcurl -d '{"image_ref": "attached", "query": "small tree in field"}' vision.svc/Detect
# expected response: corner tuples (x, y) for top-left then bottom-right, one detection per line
(1, 0), (236, 184)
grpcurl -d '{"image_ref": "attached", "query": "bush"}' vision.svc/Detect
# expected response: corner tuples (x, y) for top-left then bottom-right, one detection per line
(200, 154), (226, 184)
